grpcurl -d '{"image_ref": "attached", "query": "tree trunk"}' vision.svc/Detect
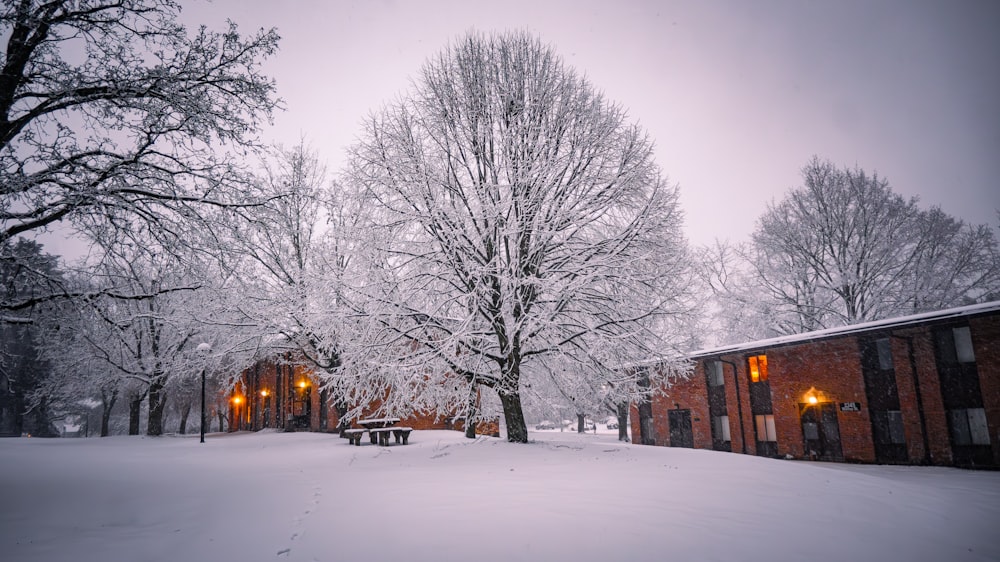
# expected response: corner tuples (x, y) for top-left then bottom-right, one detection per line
(146, 377), (167, 436)
(217, 410), (225, 432)
(128, 395), (142, 435)
(100, 389), (118, 438)
(465, 383), (477, 439)
(577, 413), (585, 433)
(319, 388), (328, 431)
(616, 402), (630, 442)
(335, 401), (350, 437)
(178, 400), (191, 434)
(499, 389), (528, 443)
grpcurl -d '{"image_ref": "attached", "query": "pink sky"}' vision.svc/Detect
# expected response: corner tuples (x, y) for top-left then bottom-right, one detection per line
(37, 0), (1000, 257)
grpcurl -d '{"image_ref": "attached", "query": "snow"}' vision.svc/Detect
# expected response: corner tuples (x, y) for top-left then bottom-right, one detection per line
(1, 430), (998, 562)
(689, 299), (1000, 359)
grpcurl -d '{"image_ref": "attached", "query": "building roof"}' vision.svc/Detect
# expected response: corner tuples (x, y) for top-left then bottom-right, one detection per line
(689, 300), (1000, 360)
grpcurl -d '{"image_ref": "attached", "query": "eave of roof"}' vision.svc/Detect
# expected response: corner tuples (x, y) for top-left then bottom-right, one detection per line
(689, 300), (1000, 360)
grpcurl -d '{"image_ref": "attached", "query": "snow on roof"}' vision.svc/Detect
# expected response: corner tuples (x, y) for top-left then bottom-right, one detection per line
(690, 300), (1000, 360)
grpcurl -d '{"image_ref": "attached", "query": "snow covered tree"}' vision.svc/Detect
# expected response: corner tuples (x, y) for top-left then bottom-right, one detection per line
(695, 239), (783, 345)
(902, 207), (1000, 312)
(33, 236), (210, 436)
(749, 157), (1000, 333)
(217, 141), (364, 432)
(347, 31), (694, 443)
(0, 0), (279, 316)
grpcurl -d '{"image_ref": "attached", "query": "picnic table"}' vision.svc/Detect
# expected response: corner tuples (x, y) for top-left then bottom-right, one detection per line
(351, 417), (411, 446)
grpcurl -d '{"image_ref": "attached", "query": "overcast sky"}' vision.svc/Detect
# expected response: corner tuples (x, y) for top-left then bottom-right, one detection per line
(104, 1), (1000, 249)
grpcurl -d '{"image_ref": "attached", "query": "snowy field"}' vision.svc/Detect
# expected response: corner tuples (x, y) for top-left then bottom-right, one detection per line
(1, 430), (998, 562)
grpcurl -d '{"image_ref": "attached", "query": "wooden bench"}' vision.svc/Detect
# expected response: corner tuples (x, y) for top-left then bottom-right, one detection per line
(343, 428), (367, 446)
(370, 426), (413, 446)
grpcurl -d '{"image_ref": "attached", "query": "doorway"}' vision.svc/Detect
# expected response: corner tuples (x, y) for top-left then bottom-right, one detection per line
(668, 409), (694, 448)
(799, 403), (843, 461)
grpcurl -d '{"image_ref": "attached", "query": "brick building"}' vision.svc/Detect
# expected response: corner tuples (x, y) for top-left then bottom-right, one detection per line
(229, 356), (499, 436)
(631, 301), (1000, 468)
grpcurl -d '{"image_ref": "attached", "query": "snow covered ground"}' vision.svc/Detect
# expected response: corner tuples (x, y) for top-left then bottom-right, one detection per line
(1, 430), (997, 562)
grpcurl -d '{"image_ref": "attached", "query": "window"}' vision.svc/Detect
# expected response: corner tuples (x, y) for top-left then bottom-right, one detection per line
(949, 408), (990, 446)
(953, 327), (976, 364)
(755, 414), (776, 442)
(802, 421), (819, 440)
(749, 354), (768, 383)
(886, 411), (906, 444)
(707, 360), (725, 387)
(875, 338), (894, 370)
(712, 415), (731, 442)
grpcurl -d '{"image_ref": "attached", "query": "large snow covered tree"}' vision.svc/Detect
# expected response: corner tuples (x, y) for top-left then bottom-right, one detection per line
(0, 0), (279, 317)
(347, 32), (693, 443)
(750, 157), (1000, 332)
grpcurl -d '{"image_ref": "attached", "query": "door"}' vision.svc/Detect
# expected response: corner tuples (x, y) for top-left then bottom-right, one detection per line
(668, 409), (694, 448)
(800, 403), (843, 461)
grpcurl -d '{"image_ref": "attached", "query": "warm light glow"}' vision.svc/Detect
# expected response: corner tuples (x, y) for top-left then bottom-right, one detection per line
(299, 381), (307, 389)
(260, 389), (269, 397)
(748, 354), (768, 382)
(233, 396), (242, 404)
(802, 387), (826, 405)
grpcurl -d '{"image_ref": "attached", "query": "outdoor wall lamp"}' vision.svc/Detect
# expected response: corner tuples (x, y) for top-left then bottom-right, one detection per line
(196, 342), (211, 444)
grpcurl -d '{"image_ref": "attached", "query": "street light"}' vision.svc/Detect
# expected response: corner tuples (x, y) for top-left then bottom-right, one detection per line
(196, 342), (211, 443)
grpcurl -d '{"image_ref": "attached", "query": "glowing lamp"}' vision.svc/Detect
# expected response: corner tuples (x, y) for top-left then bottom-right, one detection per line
(299, 381), (307, 389)
(808, 395), (818, 405)
(260, 389), (269, 397)
(233, 396), (242, 405)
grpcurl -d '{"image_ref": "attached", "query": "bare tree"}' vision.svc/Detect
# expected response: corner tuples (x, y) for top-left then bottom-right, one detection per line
(346, 32), (694, 443)
(695, 239), (784, 345)
(903, 207), (1000, 311)
(749, 157), (1000, 333)
(0, 0), (279, 316)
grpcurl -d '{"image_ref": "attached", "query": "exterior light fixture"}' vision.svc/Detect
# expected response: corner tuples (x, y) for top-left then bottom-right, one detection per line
(233, 396), (242, 404)
(808, 395), (818, 405)
(299, 381), (307, 389)
(260, 389), (269, 397)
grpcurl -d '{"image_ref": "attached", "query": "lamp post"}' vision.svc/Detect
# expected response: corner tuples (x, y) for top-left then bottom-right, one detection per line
(196, 342), (211, 443)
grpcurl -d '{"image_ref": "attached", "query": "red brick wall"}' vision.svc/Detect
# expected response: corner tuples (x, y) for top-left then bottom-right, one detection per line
(632, 308), (1000, 467)
(970, 315), (1000, 465)
(766, 338), (874, 462)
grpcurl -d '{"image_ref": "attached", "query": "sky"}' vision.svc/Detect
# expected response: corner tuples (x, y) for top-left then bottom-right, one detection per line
(34, 0), (1000, 256)
(3, 429), (998, 561)
(165, 0), (1000, 249)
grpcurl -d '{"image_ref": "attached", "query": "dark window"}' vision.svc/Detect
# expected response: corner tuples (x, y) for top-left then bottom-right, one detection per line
(934, 325), (983, 410)
(871, 410), (906, 445)
(876, 338), (893, 370)
(949, 408), (990, 446)
(887, 411), (906, 444)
